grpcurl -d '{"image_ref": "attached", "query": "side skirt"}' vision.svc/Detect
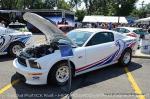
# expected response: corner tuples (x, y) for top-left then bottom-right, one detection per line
(75, 61), (118, 76)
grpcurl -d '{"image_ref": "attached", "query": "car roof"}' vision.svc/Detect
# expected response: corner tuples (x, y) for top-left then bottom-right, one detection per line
(72, 28), (114, 33)
(117, 27), (142, 31)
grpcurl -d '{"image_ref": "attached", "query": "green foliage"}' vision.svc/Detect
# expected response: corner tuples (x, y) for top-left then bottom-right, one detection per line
(43, 0), (56, 9)
(75, 9), (86, 21)
(82, 0), (137, 16)
(58, 0), (71, 10)
(130, 9), (145, 18)
(145, 3), (150, 14)
(1, 0), (19, 9)
(0, 0), (45, 9)
(1, 0), (147, 20)
(69, 0), (81, 10)
(130, 3), (150, 18)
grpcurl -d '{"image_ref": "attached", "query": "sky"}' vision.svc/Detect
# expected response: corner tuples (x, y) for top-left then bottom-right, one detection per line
(136, 0), (150, 8)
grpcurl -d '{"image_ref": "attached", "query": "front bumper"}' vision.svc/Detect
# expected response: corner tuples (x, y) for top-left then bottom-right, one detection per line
(13, 58), (49, 85)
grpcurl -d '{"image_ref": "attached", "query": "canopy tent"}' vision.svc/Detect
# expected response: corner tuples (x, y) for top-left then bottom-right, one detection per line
(82, 16), (128, 23)
(135, 17), (150, 22)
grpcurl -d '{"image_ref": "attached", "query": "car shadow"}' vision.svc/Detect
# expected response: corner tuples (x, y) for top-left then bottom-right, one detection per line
(11, 62), (142, 99)
(0, 55), (14, 62)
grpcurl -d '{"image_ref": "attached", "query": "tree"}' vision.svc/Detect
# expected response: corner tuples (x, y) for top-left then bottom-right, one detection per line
(58, 0), (71, 10)
(145, 3), (150, 14)
(83, 0), (137, 16)
(32, 0), (44, 9)
(1, 0), (19, 9)
(130, 3), (150, 18)
(130, 8), (146, 18)
(69, 0), (81, 10)
(44, 0), (56, 9)
(75, 9), (86, 21)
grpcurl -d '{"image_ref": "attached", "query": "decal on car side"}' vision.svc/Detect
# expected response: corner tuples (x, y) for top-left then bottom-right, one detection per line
(0, 35), (31, 53)
(0, 36), (5, 47)
(76, 40), (126, 73)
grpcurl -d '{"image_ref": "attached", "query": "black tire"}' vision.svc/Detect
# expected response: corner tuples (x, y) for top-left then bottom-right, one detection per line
(47, 62), (72, 86)
(118, 49), (132, 67)
(8, 42), (25, 57)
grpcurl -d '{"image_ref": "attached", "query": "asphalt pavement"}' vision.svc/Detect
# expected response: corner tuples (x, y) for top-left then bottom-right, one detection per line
(0, 34), (150, 99)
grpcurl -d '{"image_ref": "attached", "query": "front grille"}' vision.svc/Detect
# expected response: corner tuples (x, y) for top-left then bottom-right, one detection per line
(17, 57), (27, 67)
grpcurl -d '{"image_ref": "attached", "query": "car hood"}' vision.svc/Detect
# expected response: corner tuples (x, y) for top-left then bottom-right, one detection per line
(23, 12), (76, 46)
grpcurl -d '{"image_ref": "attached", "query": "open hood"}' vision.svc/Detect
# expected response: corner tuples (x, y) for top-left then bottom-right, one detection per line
(23, 12), (76, 46)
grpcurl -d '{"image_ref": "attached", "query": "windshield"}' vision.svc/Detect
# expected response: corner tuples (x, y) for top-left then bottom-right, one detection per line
(8, 25), (29, 32)
(67, 30), (92, 46)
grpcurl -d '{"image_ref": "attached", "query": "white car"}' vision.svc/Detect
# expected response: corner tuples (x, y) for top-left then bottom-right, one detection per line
(113, 27), (150, 39)
(0, 27), (32, 56)
(13, 13), (138, 86)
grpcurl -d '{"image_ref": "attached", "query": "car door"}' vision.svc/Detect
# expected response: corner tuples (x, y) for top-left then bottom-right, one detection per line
(84, 32), (118, 70)
(0, 28), (11, 52)
(0, 28), (6, 51)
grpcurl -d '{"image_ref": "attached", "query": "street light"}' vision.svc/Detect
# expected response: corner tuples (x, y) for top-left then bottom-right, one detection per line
(118, 4), (122, 24)
(54, 0), (58, 10)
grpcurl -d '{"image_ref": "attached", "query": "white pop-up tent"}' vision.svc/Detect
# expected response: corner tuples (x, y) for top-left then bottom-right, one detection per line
(82, 16), (128, 23)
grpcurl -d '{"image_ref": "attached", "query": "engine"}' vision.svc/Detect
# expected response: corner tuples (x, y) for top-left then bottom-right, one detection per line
(19, 42), (59, 58)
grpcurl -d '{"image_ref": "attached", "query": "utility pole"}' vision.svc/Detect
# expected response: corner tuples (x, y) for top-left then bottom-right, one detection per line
(139, 1), (146, 9)
(0, 0), (2, 9)
(54, 0), (58, 10)
(139, 1), (146, 18)
(24, 0), (25, 9)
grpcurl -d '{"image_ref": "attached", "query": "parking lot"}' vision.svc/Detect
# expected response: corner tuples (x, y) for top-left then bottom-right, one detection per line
(0, 34), (150, 99)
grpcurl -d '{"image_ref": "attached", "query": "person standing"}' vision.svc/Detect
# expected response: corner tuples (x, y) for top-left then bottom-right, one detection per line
(0, 21), (5, 27)
(108, 22), (112, 30)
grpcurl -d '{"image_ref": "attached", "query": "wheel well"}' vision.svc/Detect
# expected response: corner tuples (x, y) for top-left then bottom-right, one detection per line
(118, 47), (132, 60)
(8, 41), (25, 49)
(124, 47), (132, 52)
(7, 41), (25, 52)
(50, 60), (76, 76)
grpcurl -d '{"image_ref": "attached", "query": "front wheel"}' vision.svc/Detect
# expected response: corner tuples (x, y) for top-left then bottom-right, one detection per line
(48, 62), (71, 86)
(8, 42), (25, 57)
(118, 49), (132, 66)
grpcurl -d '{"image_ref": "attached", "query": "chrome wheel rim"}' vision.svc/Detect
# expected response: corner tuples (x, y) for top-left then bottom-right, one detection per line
(12, 45), (22, 55)
(123, 52), (131, 64)
(56, 66), (69, 83)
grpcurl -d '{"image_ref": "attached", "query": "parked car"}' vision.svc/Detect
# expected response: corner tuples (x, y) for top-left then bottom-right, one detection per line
(8, 21), (29, 32)
(0, 26), (32, 56)
(113, 27), (150, 39)
(13, 13), (138, 86)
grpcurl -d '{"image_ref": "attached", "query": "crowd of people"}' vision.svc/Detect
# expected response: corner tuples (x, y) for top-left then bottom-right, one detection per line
(1, 19), (150, 33)
(78, 22), (150, 33)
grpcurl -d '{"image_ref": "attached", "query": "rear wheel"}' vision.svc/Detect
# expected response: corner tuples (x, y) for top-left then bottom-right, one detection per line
(118, 49), (132, 66)
(8, 42), (25, 57)
(48, 62), (71, 86)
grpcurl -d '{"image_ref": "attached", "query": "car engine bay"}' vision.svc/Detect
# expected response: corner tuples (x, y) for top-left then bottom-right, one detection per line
(19, 42), (59, 58)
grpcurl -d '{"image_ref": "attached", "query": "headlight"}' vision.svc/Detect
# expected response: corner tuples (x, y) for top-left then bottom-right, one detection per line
(28, 60), (41, 69)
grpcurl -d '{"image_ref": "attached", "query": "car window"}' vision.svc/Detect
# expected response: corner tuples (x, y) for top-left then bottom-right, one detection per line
(124, 29), (130, 33)
(67, 30), (92, 47)
(113, 28), (120, 32)
(114, 28), (128, 33)
(119, 28), (126, 33)
(86, 32), (114, 46)
(133, 29), (147, 35)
